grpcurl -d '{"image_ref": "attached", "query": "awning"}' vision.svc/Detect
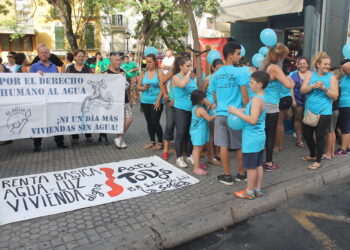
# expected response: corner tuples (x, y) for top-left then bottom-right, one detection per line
(218, 0), (304, 23)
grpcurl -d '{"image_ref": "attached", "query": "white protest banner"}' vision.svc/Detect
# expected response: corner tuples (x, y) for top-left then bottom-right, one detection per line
(0, 73), (125, 141)
(0, 156), (199, 225)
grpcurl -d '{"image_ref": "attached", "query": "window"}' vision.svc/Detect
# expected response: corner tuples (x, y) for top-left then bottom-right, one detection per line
(85, 24), (95, 49)
(55, 26), (65, 50)
(111, 14), (123, 26)
(1, 36), (10, 51)
(14, 39), (21, 51)
(23, 36), (33, 51)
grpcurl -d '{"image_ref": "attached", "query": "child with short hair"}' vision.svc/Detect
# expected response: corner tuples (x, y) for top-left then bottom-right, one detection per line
(229, 71), (270, 199)
(190, 90), (216, 175)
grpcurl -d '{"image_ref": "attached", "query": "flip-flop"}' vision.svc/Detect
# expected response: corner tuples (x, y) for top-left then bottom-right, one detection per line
(193, 168), (208, 176)
(200, 164), (207, 170)
(144, 142), (155, 149)
(207, 158), (221, 166)
(296, 142), (305, 148)
(308, 163), (322, 170)
(300, 156), (316, 161)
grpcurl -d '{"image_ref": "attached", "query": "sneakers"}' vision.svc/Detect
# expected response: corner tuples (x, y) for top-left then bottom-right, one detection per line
(120, 138), (127, 149)
(233, 189), (255, 200)
(235, 172), (247, 182)
(335, 149), (348, 156)
(186, 155), (194, 165)
(114, 138), (122, 148)
(176, 157), (188, 168)
(263, 162), (280, 172)
(217, 174), (234, 185)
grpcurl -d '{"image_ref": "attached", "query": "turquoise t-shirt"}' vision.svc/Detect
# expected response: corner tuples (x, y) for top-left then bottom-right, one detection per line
(190, 105), (210, 146)
(242, 95), (266, 153)
(141, 70), (160, 104)
(173, 74), (198, 111)
(265, 79), (282, 104)
(121, 61), (139, 79)
(210, 65), (244, 116)
(241, 66), (255, 99)
(278, 71), (292, 98)
(339, 75), (350, 108)
(305, 72), (333, 115)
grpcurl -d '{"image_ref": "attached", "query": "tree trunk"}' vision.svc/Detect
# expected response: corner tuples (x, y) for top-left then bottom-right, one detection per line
(46, 0), (78, 51)
(135, 35), (146, 67)
(179, 0), (203, 88)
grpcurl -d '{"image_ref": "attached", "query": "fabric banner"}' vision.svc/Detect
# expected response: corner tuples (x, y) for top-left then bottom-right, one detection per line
(199, 37), (227, 73)
(0, 156), (199, 225)
(0, 73), (126, 141)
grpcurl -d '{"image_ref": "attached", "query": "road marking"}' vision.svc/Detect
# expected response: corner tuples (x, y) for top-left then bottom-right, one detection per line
(288, 209), (350, 250)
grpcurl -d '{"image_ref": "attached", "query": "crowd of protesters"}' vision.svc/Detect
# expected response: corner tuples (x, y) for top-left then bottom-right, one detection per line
(1, 42), (350, 200)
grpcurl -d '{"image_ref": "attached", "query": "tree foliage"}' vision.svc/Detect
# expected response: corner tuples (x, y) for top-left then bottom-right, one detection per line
(0, 0), (12, 15)
(135, 7), (188, 53)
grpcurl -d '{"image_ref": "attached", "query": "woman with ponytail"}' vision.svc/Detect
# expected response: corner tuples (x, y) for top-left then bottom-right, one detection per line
(172, 55), (198, 168)
(262, 43), (294, 171)
(300, 52), (338, 170)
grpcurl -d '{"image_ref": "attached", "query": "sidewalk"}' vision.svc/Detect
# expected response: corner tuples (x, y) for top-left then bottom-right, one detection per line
(1, 105), (350, 250)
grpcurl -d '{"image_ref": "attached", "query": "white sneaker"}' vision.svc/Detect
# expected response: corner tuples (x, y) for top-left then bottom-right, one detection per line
(114, 138), (122, 148)
(186, 155), (194, 165)
(176, 157), (188, 168)
(120, 138), (127, 149)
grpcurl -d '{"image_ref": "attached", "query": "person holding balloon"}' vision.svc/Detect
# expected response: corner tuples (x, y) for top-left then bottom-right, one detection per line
(137, 53), (165, 151)
(190, 90), (216, 175)
(207, 42), (249, 185)
(262, 43), (294, 171)
(229, 71), (269, 199)
(300, 52), (338, 170)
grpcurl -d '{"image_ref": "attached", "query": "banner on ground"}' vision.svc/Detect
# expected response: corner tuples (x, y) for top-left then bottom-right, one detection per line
(0, 156), (200, 225)
(0, 73), (126, 141)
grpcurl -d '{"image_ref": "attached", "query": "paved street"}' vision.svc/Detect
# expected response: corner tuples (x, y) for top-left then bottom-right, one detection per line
(174, 178), (350, 250)
(0, 104), (350, 250)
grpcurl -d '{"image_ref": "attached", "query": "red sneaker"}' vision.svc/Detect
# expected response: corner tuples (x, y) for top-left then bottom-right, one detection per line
(162, 152), (169, 160)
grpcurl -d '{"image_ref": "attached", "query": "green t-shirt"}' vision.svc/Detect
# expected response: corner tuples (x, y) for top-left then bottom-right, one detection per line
(98, 58), (111, 73)
(121, 61), (139, 79)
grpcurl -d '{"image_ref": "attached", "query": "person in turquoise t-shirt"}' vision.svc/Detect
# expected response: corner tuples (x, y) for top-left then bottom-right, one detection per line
(300, 52), (338, 170)
(229, 71), (269, 200)
(122, 55), (140, 104)
(207, 42), (249, 186)
(190, 90), (216, 175)
(336, 59), (350, 156)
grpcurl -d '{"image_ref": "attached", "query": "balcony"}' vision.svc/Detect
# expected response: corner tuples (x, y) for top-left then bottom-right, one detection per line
(109, 14), (127, 32)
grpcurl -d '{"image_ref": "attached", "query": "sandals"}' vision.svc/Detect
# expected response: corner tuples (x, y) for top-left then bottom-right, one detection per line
(144, 142), (155, 149)
(308, 163), (322, 170)
(192, 168), (208, 176)
(152, 143), (163, 151)
(296, 142), (305, 148)
(300, 156), (316, 162)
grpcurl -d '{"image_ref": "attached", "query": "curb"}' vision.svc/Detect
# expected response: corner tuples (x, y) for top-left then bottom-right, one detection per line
(79, 163), (350, 250)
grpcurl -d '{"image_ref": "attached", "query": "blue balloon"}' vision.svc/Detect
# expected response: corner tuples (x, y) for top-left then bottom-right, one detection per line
(240, 45), (246, 57)
(227, 113), (245, 130)
(144, 46), (158, 57)
(252, 53), (264, 68)
(260, 28), (277, 47)
(342, 43), (350, 59)
(207, 50), (222, 64)
(259, 46), (269, 56)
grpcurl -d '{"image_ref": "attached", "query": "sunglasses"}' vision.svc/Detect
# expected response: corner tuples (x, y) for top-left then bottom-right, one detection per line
(7, 56), (14, 58)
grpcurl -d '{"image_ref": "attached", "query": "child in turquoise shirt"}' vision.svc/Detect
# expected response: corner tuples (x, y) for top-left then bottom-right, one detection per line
(190, 90), (216, 175)
(229, 71), (270, 199)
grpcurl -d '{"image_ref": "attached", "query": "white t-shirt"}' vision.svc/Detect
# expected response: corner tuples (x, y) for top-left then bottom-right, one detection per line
(5, 64), (18, 73)
(162, 56), (175, 85)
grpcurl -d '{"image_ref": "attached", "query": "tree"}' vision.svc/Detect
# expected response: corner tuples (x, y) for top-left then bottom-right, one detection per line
(135, 7), (188, 53)
(44, 0), (112, 51)
(0, 0), (12, 15)
(116, 0), (179, 66)
(179, 0), (220, 87)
